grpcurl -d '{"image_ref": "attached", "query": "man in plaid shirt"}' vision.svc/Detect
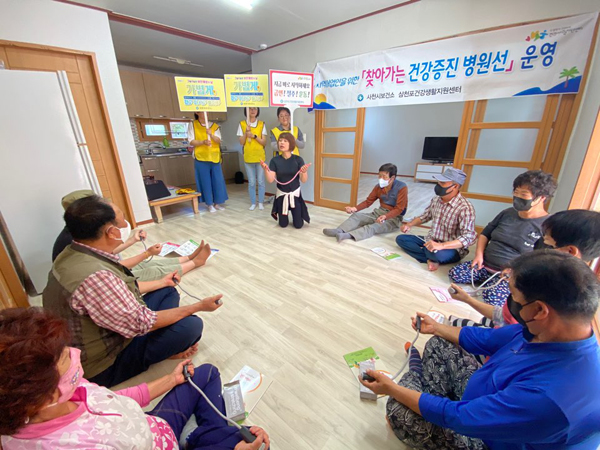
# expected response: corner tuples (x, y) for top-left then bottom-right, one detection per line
(43, 195), (222, 387)
(396, 168), (476, 272)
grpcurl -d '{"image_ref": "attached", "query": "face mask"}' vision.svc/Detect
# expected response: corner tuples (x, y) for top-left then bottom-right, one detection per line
(110, 220), (131, 243)
(507, 294), (536, 327)
(513, 197), (536, 212)
(378, 178), (390, 188)
(45, 347), (83, 408)
(434, 184), (453, 197)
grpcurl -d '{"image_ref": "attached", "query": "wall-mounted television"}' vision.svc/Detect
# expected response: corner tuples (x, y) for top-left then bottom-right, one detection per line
(422, 137), (458, 163)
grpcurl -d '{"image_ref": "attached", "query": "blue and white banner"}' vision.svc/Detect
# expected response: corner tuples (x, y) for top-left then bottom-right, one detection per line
(313, 13), (597, 110)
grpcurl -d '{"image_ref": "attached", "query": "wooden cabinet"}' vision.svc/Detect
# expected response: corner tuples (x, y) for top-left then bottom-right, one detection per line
(142, 73), (175, 119)
(141, 156), (163, 179)
(221, 152), (240, 182)
(159, 154), (195, 187)
(169, 79), (195, 120)
(120, 70), (149, 118)
(208, 111), (227, 122)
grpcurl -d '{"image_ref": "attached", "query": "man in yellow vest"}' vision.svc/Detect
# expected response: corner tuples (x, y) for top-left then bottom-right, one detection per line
(270, 107), (305, 157)
(237, 107), (267, 210)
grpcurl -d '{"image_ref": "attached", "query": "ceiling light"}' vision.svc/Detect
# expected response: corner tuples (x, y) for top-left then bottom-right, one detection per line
(229, 0), (253, 10)
(259, 43), (268, 50)
(153, 56), (204, 68)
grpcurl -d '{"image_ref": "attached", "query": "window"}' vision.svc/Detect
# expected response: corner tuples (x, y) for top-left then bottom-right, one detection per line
(136, 119), (190, 142)
(170, 122), (189, 139)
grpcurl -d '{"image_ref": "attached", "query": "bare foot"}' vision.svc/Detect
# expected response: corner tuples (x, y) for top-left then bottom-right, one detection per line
(169, 343), (199, 360)
(188, 240), (205, 260)
(192, 243), (211, 268)
(427, 260), (440, 272)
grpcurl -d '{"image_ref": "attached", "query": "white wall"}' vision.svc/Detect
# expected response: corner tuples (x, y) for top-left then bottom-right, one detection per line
(0, 0), (152, 222)
(361, 103), (463, 176)
(251, 0), (600, 206)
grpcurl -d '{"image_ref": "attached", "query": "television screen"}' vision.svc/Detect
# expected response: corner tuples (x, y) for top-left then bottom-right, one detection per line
(422, 137), (458, 162)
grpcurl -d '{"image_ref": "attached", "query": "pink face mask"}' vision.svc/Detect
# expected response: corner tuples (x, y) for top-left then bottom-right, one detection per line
(45, 347), (84, 408)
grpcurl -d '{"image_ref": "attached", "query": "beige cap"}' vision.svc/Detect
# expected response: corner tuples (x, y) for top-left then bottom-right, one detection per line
(61, 189), (96, 211)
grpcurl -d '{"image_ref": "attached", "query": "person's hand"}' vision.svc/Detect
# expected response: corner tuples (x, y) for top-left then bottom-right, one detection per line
(401, 223), (412, 233)
(234, 427), (270, 450)
(345, 206), (357, 214)
(412, 312), (438, 335)
(358, 369), (395, 396)
(246, 129), (254, 138)
(424, 240), (444, 252)
(300, 163), (312, 174)
(471, 254), (484, 270)
(198, 294), (224, 312)
(376, 215), (387, 224)
(162, 270), (181, 288)
(259, 160), (269, 171)
(203, 139), (211, 146)
(449, 283), (471, 303)
(170, 359), (194, 386)
(147, 243), (163, 256)
(130, 229), (146, 242)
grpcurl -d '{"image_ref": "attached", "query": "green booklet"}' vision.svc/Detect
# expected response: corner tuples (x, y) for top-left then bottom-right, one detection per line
(371, 247), (402, 260)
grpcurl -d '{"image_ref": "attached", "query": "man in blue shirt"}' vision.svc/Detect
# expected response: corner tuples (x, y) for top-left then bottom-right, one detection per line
(361, 250), (600, 449)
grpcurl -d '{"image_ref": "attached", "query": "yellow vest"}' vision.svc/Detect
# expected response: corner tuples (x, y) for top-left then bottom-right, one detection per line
(271, 126), (300, 156)
(240, 120), (266, 164)
(193, 121), (221, 163)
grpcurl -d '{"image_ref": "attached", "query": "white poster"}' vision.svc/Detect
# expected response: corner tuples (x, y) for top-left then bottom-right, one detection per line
(270, 70), (314, 107)
(313, 13), (597, 110)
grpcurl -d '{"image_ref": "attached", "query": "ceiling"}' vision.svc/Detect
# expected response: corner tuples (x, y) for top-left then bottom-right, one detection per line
(68, 0), (409, 76)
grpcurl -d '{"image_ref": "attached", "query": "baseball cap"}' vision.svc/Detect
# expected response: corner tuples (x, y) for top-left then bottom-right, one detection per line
(433, 167), (467, 186)
(61, 189), (96, 211)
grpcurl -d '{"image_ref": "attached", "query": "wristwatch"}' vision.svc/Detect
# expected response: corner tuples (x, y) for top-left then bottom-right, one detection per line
(253, 134), (257, 139)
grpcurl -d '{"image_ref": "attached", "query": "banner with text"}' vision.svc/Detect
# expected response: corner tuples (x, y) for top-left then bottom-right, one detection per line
(313, 13), (597, 110)
(270, 70), (314, 107)
(174, 77), (227, 112)
(224, 74), (270, 107)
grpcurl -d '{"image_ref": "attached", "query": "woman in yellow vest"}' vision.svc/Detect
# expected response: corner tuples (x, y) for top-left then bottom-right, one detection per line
(187, 112), (228, 213)
(269, 107), (305, 157)
(237, 107), (267, 210)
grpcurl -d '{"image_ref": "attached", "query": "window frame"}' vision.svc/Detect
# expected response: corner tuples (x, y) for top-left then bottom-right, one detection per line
(136, 118), (191, 142)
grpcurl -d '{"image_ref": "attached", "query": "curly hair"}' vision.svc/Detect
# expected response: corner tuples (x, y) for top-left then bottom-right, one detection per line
(0, 308), (70, 435)
(278, 132), (296, 152)
(513, 170), (557, 198)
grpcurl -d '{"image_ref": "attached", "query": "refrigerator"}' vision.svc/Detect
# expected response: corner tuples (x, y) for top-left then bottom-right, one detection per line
(0, 69), (100, 295)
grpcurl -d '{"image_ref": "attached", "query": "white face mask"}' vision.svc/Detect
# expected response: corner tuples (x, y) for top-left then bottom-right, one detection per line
(110, 220), (131, 243)
(378, 178), (390, 188)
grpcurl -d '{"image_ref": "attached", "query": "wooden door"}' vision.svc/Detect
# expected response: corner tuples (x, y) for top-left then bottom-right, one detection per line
(454, 94), (573, 228)
(0, 41), (136, 225)
(143, 73), (175, 119)
(120, 70), (150, 118)
(314, 108), (365, 209)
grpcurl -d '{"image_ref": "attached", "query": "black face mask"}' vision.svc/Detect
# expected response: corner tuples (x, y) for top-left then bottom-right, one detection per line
(513, 196), (536, 212)
(435, 184), (453, 197)
(507, 294), (536, 327)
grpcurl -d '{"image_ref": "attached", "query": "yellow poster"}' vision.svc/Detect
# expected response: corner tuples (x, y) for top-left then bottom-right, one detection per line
(224, 74), (269, 107)
(174, 77), (227, 112)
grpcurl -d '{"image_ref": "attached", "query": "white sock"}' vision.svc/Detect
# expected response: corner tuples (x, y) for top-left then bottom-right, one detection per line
(258, 203), (264, 210)
(249, 204), (256, 211)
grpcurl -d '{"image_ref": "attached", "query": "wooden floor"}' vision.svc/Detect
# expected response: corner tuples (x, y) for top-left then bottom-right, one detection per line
(116, 182), (481, 450)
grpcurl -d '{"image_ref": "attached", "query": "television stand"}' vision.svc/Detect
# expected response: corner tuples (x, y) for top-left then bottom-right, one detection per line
(414, 162), (453, 183)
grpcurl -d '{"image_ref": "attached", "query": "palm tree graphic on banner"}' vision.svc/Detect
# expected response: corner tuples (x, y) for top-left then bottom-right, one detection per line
(559, 67), (580, 88)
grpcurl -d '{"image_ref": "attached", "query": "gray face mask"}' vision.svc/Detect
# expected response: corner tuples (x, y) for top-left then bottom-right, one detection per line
(513, 197), (536, 212)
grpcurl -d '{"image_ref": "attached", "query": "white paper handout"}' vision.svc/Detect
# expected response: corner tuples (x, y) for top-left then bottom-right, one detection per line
(229, 366), (273, 415)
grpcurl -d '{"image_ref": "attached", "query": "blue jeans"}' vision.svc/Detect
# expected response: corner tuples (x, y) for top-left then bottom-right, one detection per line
(149, 364), (247, 449)
(89, 287), (204, 387)
(395, 234), (461, 265)
(245, 162), (265, 204)
(194, 160), (229, 206)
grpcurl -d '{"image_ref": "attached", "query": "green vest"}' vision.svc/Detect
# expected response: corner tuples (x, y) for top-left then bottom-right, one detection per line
(42, 243), (146, 378)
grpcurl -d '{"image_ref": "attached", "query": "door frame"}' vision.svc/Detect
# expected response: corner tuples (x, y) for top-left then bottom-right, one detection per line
(314, 108), (366, 209)
(0, 39), (136, 226)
